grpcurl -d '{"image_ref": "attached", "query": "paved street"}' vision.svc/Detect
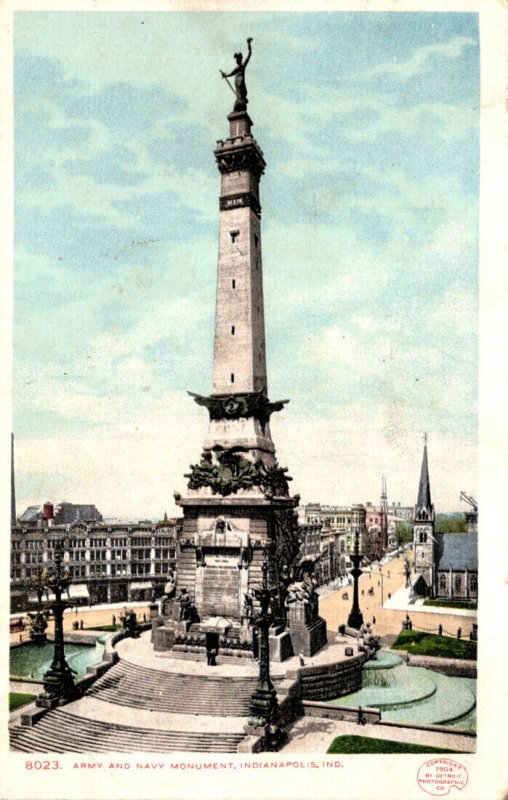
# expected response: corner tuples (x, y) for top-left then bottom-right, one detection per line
(10, 601), (151, 645)
(319, 554), (477, 640)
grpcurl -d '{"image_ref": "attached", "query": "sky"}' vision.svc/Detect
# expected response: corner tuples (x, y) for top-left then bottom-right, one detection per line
(12, 11), (479, 519)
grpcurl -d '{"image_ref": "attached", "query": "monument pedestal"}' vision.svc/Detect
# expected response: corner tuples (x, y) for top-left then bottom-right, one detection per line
(287, 601), (327, 657)
(269, 629), (294, 662)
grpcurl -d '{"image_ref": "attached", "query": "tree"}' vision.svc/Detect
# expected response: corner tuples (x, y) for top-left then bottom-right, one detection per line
(396, 521), (413, 547)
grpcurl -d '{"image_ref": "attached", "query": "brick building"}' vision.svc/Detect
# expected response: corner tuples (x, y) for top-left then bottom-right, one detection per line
(10, 513), (180, 613)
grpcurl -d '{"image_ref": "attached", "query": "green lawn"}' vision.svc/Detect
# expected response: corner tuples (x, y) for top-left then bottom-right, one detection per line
(424, 599), (477, 610)
(391, 630), (477, 660)
(9, 692), (36, 711)
(327, 735), (462, 754)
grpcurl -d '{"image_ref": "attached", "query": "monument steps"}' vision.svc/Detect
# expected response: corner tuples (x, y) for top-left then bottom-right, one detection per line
(10, 709), (244, 753)
(85, 659), (270, 716)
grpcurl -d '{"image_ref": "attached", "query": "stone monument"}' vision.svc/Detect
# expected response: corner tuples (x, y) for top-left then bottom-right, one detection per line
(153, 40), (327, 662)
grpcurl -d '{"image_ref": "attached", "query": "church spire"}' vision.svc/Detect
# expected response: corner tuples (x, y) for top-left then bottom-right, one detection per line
(416, 434), (433, 514)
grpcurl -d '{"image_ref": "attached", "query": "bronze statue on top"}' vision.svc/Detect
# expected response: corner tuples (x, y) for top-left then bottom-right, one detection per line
(221, 38), (253, 111)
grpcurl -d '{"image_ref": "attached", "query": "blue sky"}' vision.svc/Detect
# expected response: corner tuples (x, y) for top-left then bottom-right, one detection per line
(13, 11), (479, 517)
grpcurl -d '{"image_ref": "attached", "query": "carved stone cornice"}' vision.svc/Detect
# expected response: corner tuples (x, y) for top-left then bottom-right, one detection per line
(188, 389), (288, 429)
(214, 142), (266, 179)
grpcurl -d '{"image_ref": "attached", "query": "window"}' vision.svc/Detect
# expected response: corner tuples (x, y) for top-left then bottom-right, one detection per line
(470, 574), (478, 592)
(254, 234), (259, 248)
(439, 574), (446, 592)
(230, 230), (239, 244)
(231, 373), (234, 383)
(231, 325), (235, 335)
(419, 531), (427, 544)
(232, 279), (236, 289)
(454, 574), (462, 593)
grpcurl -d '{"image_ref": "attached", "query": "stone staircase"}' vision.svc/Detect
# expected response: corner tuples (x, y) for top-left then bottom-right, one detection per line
(10, 708), (244, 753)
(85, 659), (263, 716)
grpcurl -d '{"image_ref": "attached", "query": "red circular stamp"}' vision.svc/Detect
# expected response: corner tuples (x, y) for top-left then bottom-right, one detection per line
(417, 759), (468, 795)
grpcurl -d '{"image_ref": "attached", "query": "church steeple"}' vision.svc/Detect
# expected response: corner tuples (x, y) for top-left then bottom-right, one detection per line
(416, 435), (433, 514)
(413, 435), (435, 594)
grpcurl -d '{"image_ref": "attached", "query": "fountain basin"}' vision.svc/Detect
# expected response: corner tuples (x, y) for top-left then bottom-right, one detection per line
(10, 638), (108, 682)
(327, 650), (476, 729)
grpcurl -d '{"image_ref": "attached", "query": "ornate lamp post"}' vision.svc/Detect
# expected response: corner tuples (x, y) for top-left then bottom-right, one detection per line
(27, 566), (49, 642)
(347, 527), (364, 630)
(250, 561), (277, 722)
(39, 544), (76, 704)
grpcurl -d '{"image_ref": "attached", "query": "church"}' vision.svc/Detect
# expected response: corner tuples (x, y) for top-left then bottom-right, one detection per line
(411, 440), (478, 603)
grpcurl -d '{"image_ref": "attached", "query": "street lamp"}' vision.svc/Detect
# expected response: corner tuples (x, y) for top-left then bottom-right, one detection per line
(250, 561), (277, 721)
(248, 559), (286, 751)
(27, 566), (49, 643)
(347, 527), (364, 630)
(38, 543), (76, 705)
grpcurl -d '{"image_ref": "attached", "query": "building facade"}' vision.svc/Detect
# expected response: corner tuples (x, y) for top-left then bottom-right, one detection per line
(10, 516), (180, 613)
(298, 503), (367, 576)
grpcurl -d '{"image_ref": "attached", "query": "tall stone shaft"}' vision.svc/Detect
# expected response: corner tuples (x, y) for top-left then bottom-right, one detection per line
(191, 109), (281, 458)
(213, 111), (267, 397)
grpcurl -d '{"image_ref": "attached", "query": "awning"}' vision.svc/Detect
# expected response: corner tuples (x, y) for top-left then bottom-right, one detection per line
(67, 584), (89, 599)
(28, 591), (56, 603)
(130, 581), (152, 590)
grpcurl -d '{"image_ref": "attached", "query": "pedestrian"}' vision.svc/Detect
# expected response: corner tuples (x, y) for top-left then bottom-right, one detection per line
(143, 613), (147, 623)
(457, 627), (462, 640)
(357, 706), (366, 726)
(79, 619), (84, 630)
(372, 616), (376, 625)
(112, 614), (116, 627)
(438, 624), (443, 636)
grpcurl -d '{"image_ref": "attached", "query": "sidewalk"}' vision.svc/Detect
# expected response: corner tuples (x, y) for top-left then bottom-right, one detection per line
(279, 716), (476, 754)
(383, 586), (478, 617)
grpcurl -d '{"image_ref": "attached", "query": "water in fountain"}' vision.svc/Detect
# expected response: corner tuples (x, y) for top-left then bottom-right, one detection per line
(329, 650), (476, 729)
(10, 638), (110, 682)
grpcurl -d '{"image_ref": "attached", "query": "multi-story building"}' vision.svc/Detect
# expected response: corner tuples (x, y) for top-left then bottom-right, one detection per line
(10, 513), (181, 613)
(18, 501), (103, 527)
(365, 478), (388, 560)
(387, 502), (414, 521)
(296, 521), (337, 587)
(298, 503), (368, 576)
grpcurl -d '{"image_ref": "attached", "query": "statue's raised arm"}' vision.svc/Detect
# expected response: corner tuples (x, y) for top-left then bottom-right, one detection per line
(220, 38), (253, 112)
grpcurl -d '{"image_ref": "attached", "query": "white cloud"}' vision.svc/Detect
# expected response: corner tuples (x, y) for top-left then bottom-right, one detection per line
(15, 391), (207, 519)
(270, 402), (477, 512)
(362, 36), (476, 81)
